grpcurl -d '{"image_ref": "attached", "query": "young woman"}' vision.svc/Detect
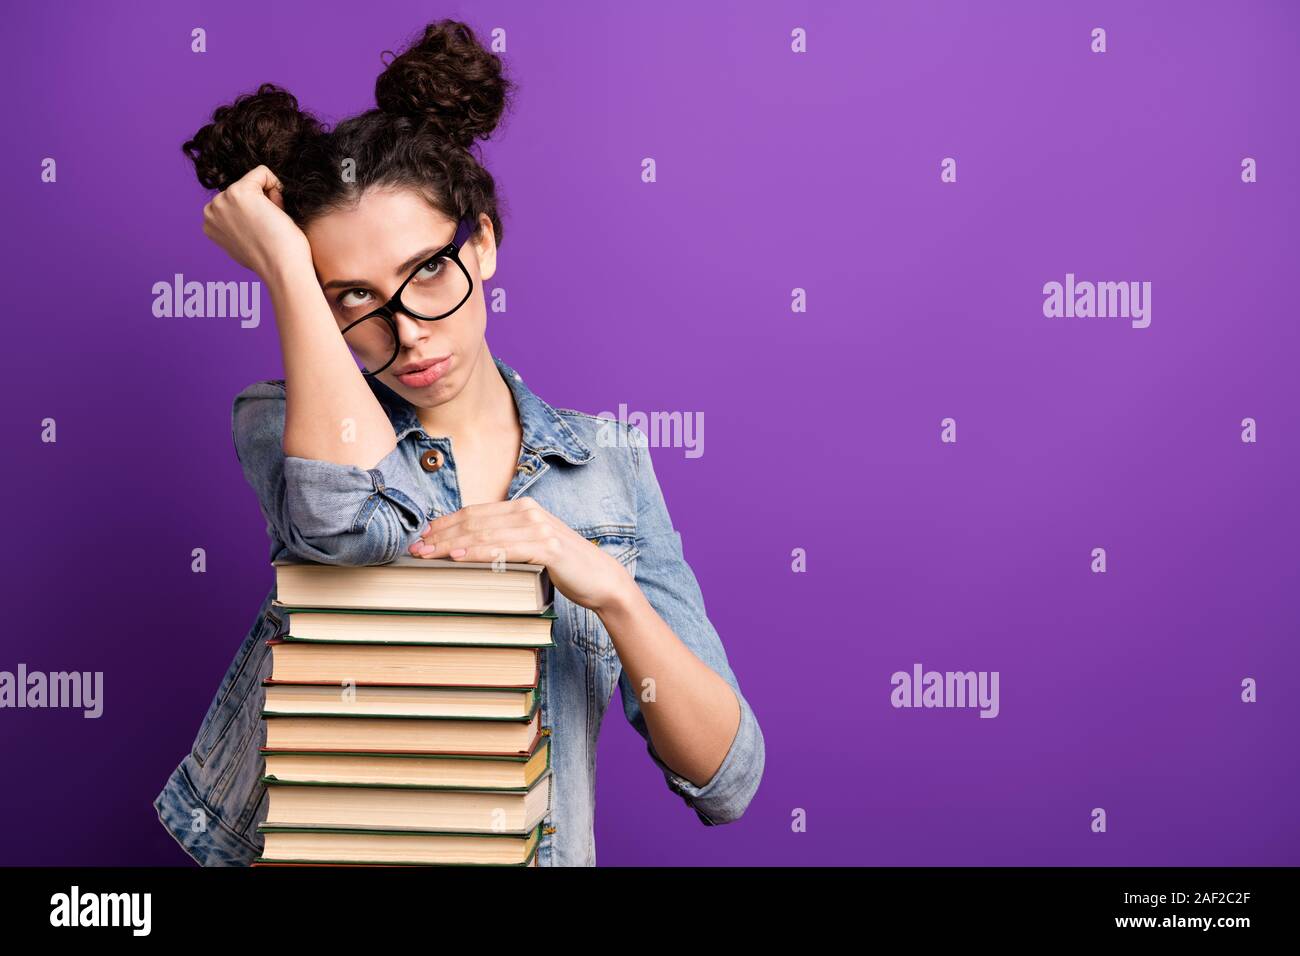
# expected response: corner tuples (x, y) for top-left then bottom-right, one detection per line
(152, 19), (764, 866)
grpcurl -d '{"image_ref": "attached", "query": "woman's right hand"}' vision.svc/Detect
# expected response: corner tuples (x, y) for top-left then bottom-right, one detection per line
(201, 164), (312, 281)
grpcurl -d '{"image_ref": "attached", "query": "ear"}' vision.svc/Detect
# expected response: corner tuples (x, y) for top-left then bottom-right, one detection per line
(471, 212), (498, 283)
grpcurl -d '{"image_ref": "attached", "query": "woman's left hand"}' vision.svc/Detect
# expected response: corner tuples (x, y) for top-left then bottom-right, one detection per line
(408, 498), (635, 614)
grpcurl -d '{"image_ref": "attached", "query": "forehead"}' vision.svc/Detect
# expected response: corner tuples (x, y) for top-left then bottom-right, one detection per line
(306, 186), (455, 279)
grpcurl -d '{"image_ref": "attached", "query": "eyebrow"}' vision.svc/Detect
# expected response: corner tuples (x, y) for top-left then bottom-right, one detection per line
(320, 246), (442, 292)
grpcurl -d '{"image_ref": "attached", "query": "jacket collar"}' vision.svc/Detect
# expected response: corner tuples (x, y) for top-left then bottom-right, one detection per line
(368, 354), (594, 465)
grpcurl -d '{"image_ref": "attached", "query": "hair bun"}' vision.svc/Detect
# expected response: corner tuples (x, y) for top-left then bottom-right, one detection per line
(182, 83), (322, 191)
(375, 19), (514, 149)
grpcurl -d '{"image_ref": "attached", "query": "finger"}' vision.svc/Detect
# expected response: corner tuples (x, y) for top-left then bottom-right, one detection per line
(418, 498), (547, 538)
(419, 508), (545, 544)
(246, 164), (284, 194)
(412, 524), (541, 558)
(233, 165), (285, 209)
(439, 541), (553, 565)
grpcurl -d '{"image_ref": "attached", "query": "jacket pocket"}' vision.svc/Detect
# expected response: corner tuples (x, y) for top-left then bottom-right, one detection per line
(567, 528), (638, 658)
(191, 606), (281, 766)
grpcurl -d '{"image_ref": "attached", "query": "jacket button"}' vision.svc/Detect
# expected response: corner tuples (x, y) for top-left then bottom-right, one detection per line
(420, 449), (444, 473)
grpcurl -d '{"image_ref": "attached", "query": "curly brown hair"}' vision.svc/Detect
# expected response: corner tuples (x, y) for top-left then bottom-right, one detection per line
(181, 18), (517, 246)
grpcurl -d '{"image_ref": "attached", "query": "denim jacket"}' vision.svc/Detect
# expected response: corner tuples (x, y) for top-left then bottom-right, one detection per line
(153, 355), (765, 866)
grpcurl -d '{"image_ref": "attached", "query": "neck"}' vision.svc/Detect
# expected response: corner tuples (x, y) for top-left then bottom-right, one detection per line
(415, 347), (518, 445)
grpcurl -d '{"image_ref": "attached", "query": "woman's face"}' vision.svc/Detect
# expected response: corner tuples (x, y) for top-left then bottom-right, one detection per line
(304, 186), (497, 406)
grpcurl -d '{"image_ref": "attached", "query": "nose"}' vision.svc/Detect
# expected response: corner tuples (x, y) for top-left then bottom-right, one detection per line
(392, 309), (434, 349)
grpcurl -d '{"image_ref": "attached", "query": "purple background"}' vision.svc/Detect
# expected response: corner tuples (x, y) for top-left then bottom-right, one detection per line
(2, 0), (1296, 865)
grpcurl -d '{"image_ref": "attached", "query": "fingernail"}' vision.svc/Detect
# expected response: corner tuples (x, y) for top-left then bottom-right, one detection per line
(450, 548), (467, 558)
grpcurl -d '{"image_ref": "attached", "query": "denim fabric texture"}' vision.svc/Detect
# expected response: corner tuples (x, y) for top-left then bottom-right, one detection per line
(153, 355), (765, 866)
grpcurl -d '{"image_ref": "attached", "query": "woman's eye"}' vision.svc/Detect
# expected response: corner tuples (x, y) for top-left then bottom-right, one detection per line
(339, 289), (371, 308)
(415, 259), (445, 280)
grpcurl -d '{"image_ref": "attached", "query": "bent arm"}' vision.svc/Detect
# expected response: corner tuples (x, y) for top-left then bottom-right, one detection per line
(233, 384), (427, 567)
(611, 424), (765, 825)
(602, 582), (746, 793)
(268, 259), (396, 470)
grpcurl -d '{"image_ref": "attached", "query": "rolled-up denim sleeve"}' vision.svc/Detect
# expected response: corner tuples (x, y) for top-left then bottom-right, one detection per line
(616, 423), (765, 826)
(231, 381), (428, 566)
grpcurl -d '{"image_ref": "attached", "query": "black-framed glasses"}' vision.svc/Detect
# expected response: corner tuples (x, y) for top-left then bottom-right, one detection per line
(332, 217), (478, 376)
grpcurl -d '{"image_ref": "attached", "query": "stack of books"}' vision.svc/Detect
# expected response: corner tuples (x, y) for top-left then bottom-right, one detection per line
(250, 555), (556, 867)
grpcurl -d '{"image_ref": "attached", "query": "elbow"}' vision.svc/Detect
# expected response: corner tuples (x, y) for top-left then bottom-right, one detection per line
(278, 503), (410, 567)
(697, 734), (765, 826)
(281, 526), (403, 567)
(277, 457), (426, 567)
(672, 692), (766, 827)
(278, 493), (417, 567)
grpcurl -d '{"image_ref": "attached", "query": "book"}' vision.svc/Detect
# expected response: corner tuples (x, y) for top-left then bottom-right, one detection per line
(262, 681), (539, 720)
(269, 603), (557, 646)
(253, 823), (543, 866)
(255, 554), (558, 867)
(267, 636), (541, 686)
(253, 856), (540, 866)
(261, 767), (553, 833)
(253, 857), (539, 866)
(273, 555), (553, 614)
(261, 734), (551, 788)
(263, 708), (543, 755)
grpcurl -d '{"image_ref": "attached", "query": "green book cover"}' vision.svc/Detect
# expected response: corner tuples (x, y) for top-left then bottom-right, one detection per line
(261, 766), (552, 793)
(272, 601), (557, 619)
(259, 735), (551, 765)
(260, 694), (541, 722)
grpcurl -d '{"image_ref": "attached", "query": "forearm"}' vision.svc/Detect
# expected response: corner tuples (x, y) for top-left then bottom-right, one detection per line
(596, 579), (742, 788)
(266, 260), (396, 469)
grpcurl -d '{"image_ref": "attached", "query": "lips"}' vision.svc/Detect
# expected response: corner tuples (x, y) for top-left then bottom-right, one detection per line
(394, 355), (451, 388)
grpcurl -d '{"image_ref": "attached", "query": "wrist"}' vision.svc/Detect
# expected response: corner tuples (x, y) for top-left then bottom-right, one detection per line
(591, 573), (645, 624)
(264, 254), (318, 299)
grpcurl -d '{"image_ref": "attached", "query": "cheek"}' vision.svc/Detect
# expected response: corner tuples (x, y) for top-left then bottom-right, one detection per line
(455, 298), (489, 343)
